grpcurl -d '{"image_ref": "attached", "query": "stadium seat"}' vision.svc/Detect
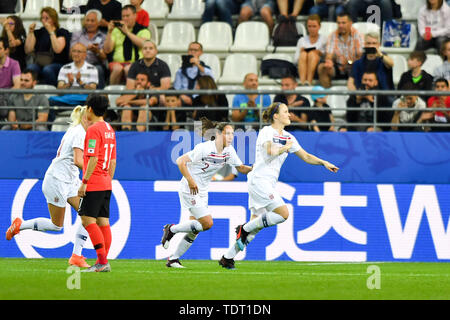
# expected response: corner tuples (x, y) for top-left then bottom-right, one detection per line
(352, 22), (380, 36)
(258, 85), (280, 103)
(230, 22), (270, 53)
(148, 22), (159, 45)
(381, 23), (417, 54)
(21, 0), (60, 19)
(259, 53), (295, 85)
(396, 0), (426, 20)
(104, 85), (125, 111)
(0, 0), (23, 19)
(218, 53), (258, 85)
(51, 116), (71, 132)
(422, 54), (443, 76)
(218, 84), (244, 120)
(197, 22), (233, 53)
(157, 22), (196, 53)
(60, 0), (85, 23)
(390, 54), (408, 85)
(200, 53), (222, 80)
(157, 54), (182, 83)
(328, 86), (349, 119)
(318, 22), (337, 38)
(266, 22), (306, 53)
(34, 84), (57, 100)
(167, 0), (205, 20)
(141, 0), (169, 19)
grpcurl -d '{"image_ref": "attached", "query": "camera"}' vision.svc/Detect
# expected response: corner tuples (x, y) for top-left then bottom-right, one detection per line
(181, 55), (193, 68)
(114, 21), (123, 28)
(364, 47), (377, 54)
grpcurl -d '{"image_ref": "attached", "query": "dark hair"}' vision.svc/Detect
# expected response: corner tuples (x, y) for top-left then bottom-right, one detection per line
(0, 37), (8, 50)
(409, 51), (427, 64)
(262, 102), (283, 123)
(197, 75), (218, 106)
(22, 68), (38, 81)
(336, 12), (352, 21)
(399, 82), (418, 94)
(86, 93), (109, 116)
(165, 87), (179, 98)
(435, 77), (449, 87)
(440, 39), (450, 60)
(200, 117), (232, 140)
(122, 4), (137, 13)
(135, 71), (150, 81)
(427, 0), (443, 10)
(1, 16), (26, 54)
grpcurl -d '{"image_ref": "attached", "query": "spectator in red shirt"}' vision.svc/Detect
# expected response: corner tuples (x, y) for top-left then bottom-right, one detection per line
(130, 0), (150, 27)
(424, 78), (450, 131)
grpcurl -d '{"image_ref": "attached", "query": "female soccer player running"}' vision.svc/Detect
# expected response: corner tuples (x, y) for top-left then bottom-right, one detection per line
(219, 102), (339, 269)
(5, 106), (92, 268)
(161, 117), (253, 268)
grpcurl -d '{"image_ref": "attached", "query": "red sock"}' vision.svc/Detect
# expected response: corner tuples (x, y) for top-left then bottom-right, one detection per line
(85, 223), (108, 265)
(100, 225), (112, 257)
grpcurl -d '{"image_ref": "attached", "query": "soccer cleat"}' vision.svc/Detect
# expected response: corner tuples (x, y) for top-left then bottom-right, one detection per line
(235, 224), (249, 251)
(81, 262), (111, 272)
(6, 218), (22, 241)
(68, 254), (91, 268)
(161, 224), (175, 249)
(219, 256), (235, 270)
(166, 258), (185, 268)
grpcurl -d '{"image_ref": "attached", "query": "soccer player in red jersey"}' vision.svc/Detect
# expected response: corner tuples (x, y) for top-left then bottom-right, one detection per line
(78, 94), (117, 272)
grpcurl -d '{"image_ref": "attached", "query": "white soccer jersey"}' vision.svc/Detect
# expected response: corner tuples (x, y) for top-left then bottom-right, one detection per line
(248, 125), (301, 185)
(180, 140), (243, 194)
(58, 61), (99, 87)
(45, 124), (85, 183)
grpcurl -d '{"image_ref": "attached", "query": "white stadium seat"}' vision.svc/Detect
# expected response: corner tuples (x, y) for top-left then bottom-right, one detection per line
(148, 22), (159, 45)
(328, 86), (349, 119)
(259, 53), (295, 85)
(34, 84), (57, 100)
(157, 54), (182, 83)
(422, 54), (443, 76)
(396, 0), (426, 20)
(230, 22), (269, 53)
(51, 116), (71, 132)
(158, 22), (196, 53)
(391, 54), (408, 85)
(0, 0), (23, 19)
(352, 22), (380, 36)
(104, 85), (125, 111)
(198, 22), (233, 53)
(200, 53), (222, 80)
(218, 53), (258, 85)
(141, 0), (169, 19)
(168, 0), (205, 20)
(318, 22), (337, 38)
(21, 0), (61, 19)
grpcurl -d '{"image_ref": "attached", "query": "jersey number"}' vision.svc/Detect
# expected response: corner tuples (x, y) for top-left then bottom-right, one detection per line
(103, 143), (115, 170)
(201, 162), (209, 172)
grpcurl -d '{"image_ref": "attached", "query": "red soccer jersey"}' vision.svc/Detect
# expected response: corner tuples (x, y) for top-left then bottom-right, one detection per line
(83, 121), (117, 191)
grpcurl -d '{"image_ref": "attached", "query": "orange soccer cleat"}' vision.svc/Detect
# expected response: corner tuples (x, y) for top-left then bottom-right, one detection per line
(68, 254), (91, 268)
(6, 218), (22, 241)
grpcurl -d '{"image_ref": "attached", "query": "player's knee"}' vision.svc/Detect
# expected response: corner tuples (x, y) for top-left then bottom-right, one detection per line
(201, 220), (213, 230)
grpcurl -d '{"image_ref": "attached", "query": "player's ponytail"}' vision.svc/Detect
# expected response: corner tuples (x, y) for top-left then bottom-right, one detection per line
(199, 117), (232, 141)
(262, 102), (282, 123)
(69, 105), (87, 127)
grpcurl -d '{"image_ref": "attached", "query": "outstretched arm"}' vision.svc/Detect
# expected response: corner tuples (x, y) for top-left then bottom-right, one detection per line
(235, 164), (252, 175)
(294, 148), (339, 172)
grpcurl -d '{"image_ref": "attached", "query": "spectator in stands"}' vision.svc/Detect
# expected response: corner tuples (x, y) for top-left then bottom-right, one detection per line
(317, 12), (363, 88)
(201, 0), (241, 27)
(277, 0), (315, 18)
(424, 78), (450, 131)
(0, 1), (17, 13)
(345, 0), (393, 27)
(309, 85), (336, 132)
(86, 0), (122, 33)
(48, 43), (98, 116)
(391, 83), (427, 131)
(416, 0), (450, 52)
(309, 0), (347, 22)
(433, 39), (450, 81)
(126, 40), (171, 126)
(192, 75), (229, 122)
(70, 9), (108, 89)
(231, 73), (271, 130)
(3, 69), (49, 131)
(273, 75), (310, 130)
(0, 37), (21, 124)
(116, 71), (158, 131)
(1, 15), (26, 71)
(347, 32), (394, 91)
(397, 51), (433, 103)
(294, 14), (327, 86)
(24, 7), (71, 86)
(344, 71), (392, 132)
(131, 0), (150, 27)
(174, 41), (214, 107)
(239, 0), (276, 35)
(104, 4), (151, 85)
(165, 0), (174, 10)
(162, 89), (185, 131)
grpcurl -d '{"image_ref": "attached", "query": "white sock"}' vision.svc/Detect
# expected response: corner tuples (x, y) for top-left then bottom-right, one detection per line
(170, 220), (203, 233)
(170, 232), (198, 260)
(224, 230), (260, 259)
(72, 223), (89, 256)
(20, 218), (62, 232)
(243, 212), (286, 233)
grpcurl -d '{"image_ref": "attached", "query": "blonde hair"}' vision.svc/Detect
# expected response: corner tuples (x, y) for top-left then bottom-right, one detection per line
(69, 105), (87, 127)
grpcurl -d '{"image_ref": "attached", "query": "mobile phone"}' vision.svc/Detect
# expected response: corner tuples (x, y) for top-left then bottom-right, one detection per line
(114, 21), (123, 28)
(181, 55), (193, 68)
(304, 47), (316, 52)
(364, 47), (377, 54)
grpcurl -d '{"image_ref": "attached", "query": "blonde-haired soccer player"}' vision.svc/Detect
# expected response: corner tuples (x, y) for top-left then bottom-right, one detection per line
(219, 102), (339, 269)
(5, 106), (92, 268)
(161, 117), (253, 268)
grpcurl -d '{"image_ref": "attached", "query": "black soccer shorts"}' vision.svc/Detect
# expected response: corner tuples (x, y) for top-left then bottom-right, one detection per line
(78, 190), (112, 219)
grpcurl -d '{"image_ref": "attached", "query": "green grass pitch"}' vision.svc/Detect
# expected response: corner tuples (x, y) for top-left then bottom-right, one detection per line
(1, 258), (449, 300)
